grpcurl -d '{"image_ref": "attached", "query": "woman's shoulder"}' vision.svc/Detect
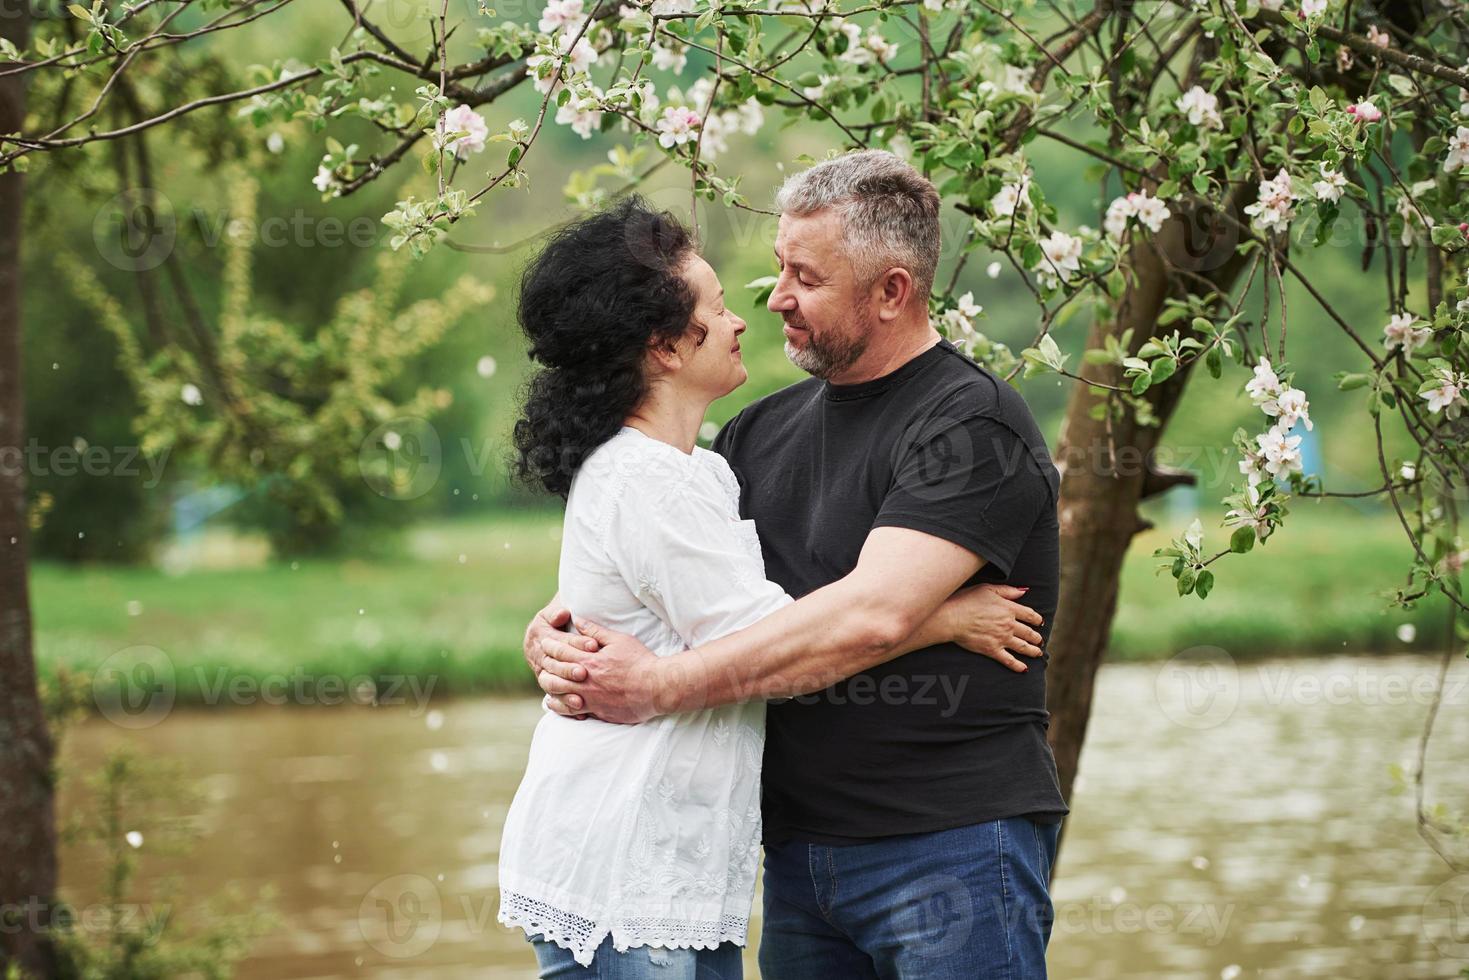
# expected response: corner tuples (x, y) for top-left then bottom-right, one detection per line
(570, 429), (716, 515)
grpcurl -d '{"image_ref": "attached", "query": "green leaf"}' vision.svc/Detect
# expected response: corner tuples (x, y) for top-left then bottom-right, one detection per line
(1131, 371), (1151, 395)
(1230, 525), (1255, 554)
(1431, 224), (1464, 248)
(1206, 345), (1222, 379)
(1177, 568), (1197, 596)
(1336, 372), (1372, 390)
(1195, 569), (1214, 600)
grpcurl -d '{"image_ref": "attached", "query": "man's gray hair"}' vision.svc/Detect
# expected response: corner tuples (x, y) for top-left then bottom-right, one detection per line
(775, 149), (941, 302)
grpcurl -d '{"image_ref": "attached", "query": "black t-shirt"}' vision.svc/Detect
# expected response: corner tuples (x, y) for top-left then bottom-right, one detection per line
(713, 338), (1069, 844)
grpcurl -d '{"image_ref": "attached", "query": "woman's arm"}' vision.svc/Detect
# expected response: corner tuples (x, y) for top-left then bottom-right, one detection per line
(891, 582), (1045, 672)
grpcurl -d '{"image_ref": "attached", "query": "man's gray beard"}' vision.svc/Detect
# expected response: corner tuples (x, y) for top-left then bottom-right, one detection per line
(783, 325), (869, 380)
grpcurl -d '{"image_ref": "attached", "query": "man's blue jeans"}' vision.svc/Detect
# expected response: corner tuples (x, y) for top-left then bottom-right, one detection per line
(758, 817), (1060, 980)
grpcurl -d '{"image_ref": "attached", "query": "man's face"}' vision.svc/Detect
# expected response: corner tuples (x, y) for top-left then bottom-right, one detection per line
(768, 210), (873, 380)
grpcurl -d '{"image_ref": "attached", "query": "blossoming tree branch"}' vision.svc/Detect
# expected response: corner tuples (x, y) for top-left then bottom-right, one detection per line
(1, 4), (1467, 961)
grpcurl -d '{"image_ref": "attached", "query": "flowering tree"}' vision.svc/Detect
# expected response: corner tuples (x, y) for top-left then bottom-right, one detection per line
(3, 0), (1469, 971)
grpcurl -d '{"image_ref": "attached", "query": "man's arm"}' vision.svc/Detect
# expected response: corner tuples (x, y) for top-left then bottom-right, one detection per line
(537, 525), (986, 724)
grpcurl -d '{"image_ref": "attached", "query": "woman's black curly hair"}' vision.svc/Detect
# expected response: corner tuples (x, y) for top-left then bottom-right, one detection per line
(512, 196), (701, 498)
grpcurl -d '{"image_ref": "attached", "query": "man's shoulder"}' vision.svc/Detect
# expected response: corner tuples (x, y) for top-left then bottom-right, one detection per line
(913, 344), (1012, 421)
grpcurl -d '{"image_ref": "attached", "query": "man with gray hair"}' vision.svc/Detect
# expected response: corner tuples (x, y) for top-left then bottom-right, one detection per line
(531, 149), (1068, 977)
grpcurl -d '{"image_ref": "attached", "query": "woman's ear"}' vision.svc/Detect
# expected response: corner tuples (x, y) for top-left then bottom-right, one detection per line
(646, 338), (683, 374)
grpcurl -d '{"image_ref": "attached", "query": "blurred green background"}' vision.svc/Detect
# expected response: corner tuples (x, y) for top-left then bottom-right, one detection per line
(24, 0), (1447, 704)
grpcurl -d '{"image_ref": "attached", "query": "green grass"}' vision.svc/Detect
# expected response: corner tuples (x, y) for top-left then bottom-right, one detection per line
(31, 507), (1451, 707)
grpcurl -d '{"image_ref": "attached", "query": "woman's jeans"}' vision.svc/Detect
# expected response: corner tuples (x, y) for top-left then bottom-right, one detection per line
(530, 936), (743, 979)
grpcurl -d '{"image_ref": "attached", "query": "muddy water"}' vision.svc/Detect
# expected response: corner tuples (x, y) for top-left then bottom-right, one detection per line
(56, 654), (1468, 978)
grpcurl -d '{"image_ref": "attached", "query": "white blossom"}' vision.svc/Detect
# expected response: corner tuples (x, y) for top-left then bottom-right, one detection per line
(1243, 168), (1299, 234)
(655, 105), (702, 148)
(650, 0), (694, 13)
(1105, 189), (1170, 239)
(651, 40), (687, 73)
(1001, 63), (1035, 95)
(555, 89), (604, 139)
(1256, 424), (1304, 480)
(1311, 164), (1346, 203)
(802, 74), (834, 100)
(1300, 0), (1328, 17)
(180, 383), (203, 406)
(986, 261), (1002, 279)
(1033, 230), (1083, 287)
(1443, 126), (1469, 173)
(1264, 386), (1313, 431)
(1225, 483), (1275, 539)
(1245, 357), (1282, 407)
(1366, 24), (1390, 48)
(1395, 179), (1437, 246)
(312, 165), (336, 193)
(1175, 86), (1222, 129)
(1422, 368), (1466, 415)
(526, 34), (599, 95)
(538, 0), (586, 33)
(1383, 312), (1432, 353)
(990, 173), (1031, 217)
(1347, 99), (1382, 123)
(436, 104), (489, 158)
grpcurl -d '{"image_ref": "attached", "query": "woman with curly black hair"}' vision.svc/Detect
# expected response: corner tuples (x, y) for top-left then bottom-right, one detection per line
(497, 197), (1032, 979)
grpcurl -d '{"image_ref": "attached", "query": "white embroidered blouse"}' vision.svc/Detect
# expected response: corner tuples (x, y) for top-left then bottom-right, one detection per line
(497, 426), (793, 966)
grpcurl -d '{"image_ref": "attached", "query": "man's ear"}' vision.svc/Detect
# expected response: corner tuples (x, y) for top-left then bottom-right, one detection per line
(874, 267), (916, 322)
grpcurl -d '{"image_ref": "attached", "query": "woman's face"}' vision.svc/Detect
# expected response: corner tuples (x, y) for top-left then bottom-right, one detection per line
(672, 253), (748, 399)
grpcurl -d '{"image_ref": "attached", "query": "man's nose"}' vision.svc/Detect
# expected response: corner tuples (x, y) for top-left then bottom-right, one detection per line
(767, 280), (796, 313)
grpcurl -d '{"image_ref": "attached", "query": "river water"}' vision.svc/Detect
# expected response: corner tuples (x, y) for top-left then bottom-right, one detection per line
(56, 653), (1468, 978)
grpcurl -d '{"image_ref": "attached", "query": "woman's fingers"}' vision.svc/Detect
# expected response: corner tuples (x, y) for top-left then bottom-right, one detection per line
(1007, 639), (1045, 658)
(989, 650), (1029, 672)
(1004, 598), (1045, 627)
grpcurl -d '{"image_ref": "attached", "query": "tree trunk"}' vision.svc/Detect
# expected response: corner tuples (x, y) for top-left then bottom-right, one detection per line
(1046, 191), (1255, 820)
(0, 4), (59, 976)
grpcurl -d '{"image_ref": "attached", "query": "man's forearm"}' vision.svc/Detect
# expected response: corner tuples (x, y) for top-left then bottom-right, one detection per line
(651, 574), (947, 713)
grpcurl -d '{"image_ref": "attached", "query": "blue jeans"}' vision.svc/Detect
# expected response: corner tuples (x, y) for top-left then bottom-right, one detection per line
(758, 817), (1060, 980)
(530, 936), (743, 979)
